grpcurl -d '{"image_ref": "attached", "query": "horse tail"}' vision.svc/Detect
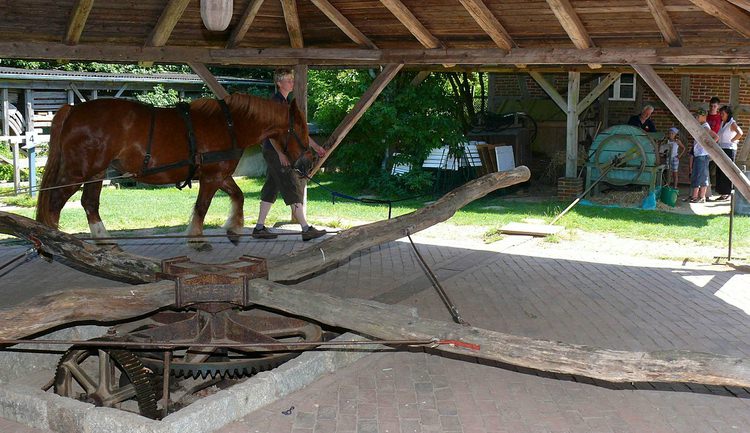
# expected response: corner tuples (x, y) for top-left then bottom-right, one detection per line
(36, 104), (73, 228)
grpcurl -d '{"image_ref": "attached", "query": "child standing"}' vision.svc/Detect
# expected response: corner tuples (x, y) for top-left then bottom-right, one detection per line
(661, 127), (686, 189)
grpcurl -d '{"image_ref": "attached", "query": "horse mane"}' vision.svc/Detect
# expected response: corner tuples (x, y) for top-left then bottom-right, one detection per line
(191, 93), (288, 126)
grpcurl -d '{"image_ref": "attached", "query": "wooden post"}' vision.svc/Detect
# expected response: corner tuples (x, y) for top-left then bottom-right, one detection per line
(565, 71), (580, 178)
(293, 64), (308, 222)
(632, 64), (750, 202)
(309, 64), (403, 177)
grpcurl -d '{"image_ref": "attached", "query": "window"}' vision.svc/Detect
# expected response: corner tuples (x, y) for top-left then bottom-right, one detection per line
(608, 73), (636, 101)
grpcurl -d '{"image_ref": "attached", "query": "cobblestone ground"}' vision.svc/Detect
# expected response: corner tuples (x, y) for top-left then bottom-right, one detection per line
(1, 226), (749, 432)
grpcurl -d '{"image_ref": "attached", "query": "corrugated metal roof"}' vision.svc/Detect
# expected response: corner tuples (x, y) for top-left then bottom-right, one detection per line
(0, 67), (272, 86)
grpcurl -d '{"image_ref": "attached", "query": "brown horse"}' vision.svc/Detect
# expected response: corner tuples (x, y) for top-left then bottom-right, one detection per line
(36, 94), (311, 250)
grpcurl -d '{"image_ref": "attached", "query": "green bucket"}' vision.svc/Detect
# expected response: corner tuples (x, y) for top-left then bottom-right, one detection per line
(660, 187), (678, 207)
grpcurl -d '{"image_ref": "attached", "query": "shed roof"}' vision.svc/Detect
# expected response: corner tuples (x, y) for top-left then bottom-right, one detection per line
(1, 0), (749, 69)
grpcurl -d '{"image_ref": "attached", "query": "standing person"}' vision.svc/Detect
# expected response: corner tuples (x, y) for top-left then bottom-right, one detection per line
(706, 96), (722, 134)
(686, 109), (718, 203)
(627, 105), (657, 132)
(711, 105), (743, 201)
(252, 68), (328, 241)
(660, 127), (685, 189)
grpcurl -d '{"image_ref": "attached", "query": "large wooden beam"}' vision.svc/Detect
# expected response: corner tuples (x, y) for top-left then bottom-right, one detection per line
(226, 0), (266, 49)
(688, 0), (750, 38)
(565, 71), (580, 178)
(577, 72), (621, 112)
(145, 0), (191, 47)
(379, 0), (443, 49)
(529, 72), (567, 112)
(458, 0), (514, 51)
(63, 0), (95, 45)
(0, 211), (161, 284)
(546, 0), (594, 49)
(269, 167), (531, 281)
(309, 63), (403, 176)
(188, 62), (229, 99)
(727, 0), (750, 13)
(7, 43), (750, 66)
(243, 279), (750, 388)
(632, 64), (750, 201)
(646, 0), (682, 47)
(280, 0), (304, 49)
(293, 64), (308, 119)
(310, 0), (377, 49)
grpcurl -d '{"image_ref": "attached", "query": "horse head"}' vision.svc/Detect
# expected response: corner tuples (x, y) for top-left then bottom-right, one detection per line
(282, 101), (314, 177)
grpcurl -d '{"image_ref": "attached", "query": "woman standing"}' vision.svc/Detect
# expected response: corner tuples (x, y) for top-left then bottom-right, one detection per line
(713, 105), (743, 201)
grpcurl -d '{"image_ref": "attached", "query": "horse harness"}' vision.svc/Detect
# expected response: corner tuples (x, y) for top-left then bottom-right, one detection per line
(140, 99), (242, 189)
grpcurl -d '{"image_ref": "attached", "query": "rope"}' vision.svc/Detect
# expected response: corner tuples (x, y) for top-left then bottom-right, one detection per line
(0, 247), (38, 278)
(0, 173), (136, 198)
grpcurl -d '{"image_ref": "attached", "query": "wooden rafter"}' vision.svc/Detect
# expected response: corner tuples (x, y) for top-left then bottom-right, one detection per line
(188, 62), (229, 99)
(646, 0), (681, 47)
(379, 0), (443, 49)
(545, 0), (594, 49)
(63, 0), (95, 45)
(226, 0), (266, 49)
(309, 64), (403, 177)
(310, 0), (377, 49)
(146, 0), (191, 47)
(727, 0), (750, 13)
(577, 72), (621, 112)
(458, 0), (514, 51)
(688, 0), (750, 38)
(280, 0), (304, 49)
(529, 72), (566, 112)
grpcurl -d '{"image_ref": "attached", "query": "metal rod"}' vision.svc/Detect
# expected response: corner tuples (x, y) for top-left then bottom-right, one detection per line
(406, 231), (468, 326)
(729, 190), (735, 261)
(162, 351), (171, 419)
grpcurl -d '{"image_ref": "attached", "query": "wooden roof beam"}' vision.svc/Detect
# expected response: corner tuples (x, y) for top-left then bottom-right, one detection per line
(727, 0), (750, 13)
(545, 0), (600, 69)
(146, 0), (191, 47)
(280, 0), (304, 49)
(310, 0), (377, 49)
(379, 0), (443, 49)
(458, 0), (515, 51)
(688, 0), (750, 38)
(226, 0), (266, 49)
(646, 0), (682, 47)
(63, 0), (95, 45)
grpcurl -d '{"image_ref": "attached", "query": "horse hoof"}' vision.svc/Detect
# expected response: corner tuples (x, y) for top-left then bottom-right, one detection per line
(188, 241), (213, 252)
(227, 231), (241, 246)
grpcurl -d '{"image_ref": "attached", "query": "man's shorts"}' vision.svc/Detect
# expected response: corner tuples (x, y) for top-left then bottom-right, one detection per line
(260, 145), (304, 205)
(691, 155), (710, 188)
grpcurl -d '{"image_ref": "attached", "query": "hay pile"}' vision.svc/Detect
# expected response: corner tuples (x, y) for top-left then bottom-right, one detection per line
(588, 190), (649, 206)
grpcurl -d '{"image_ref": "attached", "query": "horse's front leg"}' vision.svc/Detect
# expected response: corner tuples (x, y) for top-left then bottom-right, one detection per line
(219, 176), (244, 246)
(187, 180), (220, 252)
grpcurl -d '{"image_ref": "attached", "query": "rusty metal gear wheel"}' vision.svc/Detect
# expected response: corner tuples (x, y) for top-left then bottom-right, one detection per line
(53, 342), (160, 420)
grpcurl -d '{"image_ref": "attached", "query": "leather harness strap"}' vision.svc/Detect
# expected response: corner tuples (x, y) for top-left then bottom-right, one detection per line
(140, 99), (240, 189)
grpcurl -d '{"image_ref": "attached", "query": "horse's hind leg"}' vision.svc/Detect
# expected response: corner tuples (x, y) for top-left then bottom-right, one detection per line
(219, 176), (244, 246)
(81, 175), (117, 248)
(186, 180), (221, 252)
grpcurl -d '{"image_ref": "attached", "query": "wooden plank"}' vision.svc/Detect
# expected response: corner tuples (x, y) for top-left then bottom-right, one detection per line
(577, 72), (620, 113)
(688, 0), (750, 38)
(145, 0), (191, 47)
(188, 62), (229, 99)
(566, 71), (580, 178)
(280, 0), (304, 49)
(529, 72), (567, 112)
(309, 64), (403, 177)
(226, 0), (266, 49)
(379, 0), (443, 49)
(727, 0), (750, 13)
(632, 64), (750, 202)
(545, 0), (594, 49)
(310, 0), (377, 49)
(458, 0), (515, 51)
(646, 0), (682, 47)
(63, 0), (95, 45)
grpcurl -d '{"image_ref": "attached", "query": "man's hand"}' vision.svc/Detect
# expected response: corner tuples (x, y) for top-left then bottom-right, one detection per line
(277, 152), (290, 167)
(312, 144), (327, 158)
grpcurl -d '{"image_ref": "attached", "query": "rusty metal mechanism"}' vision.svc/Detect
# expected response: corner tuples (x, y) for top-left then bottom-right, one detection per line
(52, 256), (324, 419)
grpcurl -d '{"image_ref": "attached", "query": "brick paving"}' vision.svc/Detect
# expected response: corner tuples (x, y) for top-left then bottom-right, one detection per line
(1, 227), (750, 432)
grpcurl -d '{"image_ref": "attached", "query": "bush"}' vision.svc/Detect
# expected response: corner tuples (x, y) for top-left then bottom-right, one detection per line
(366, 168), (435, 197)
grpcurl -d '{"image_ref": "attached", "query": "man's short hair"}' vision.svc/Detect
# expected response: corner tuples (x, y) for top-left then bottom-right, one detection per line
(274, 68), (294, 84)
(643, 105), (654, 113)
(709, 96), (720, 105)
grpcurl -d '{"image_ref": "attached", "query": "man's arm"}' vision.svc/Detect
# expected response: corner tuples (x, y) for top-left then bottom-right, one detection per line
(269, 138), (290, 166)
(309, 136), (327, 157)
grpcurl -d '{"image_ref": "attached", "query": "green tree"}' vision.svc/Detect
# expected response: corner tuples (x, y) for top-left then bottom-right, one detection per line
(309, 69), (463, 193)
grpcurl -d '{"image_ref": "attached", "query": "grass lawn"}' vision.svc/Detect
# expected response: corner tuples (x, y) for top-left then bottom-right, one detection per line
(2, 174), (748, 252)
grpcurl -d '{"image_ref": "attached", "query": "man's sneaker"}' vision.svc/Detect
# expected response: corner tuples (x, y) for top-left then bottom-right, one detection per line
(252, 226), (278, 239)
(302, 226), (326, 242)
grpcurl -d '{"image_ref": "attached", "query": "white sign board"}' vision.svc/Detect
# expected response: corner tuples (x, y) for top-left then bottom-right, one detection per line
(494, 145), (515, 172)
